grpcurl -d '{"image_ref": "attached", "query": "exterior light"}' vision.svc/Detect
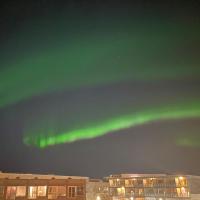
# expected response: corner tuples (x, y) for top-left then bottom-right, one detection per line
(96, 196), (101, 200)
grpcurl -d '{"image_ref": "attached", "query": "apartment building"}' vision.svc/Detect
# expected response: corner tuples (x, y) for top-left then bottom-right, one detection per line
(1, 172), (200, 200)
(0, 172), (88, 200)
(107, 174), (200, 200)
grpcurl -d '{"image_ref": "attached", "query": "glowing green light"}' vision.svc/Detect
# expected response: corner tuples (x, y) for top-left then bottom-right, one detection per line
(23, 102), (200, 148)
(176, 135), (200, 147)
(1, 22), (200, 108)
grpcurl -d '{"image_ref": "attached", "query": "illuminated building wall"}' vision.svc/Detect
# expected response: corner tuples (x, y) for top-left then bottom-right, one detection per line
(0, 173), (87, 200)
(107, 174), (200, 200)
(1, 173), (200, 200)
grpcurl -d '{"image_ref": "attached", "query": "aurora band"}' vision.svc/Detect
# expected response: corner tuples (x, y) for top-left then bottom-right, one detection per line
(23, 101), (200, 148)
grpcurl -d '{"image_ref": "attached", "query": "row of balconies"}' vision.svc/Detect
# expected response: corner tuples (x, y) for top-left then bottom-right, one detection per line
(109, 177), (187, 188)
(110, 193), (190, 198)
(109, 187), (190, 198)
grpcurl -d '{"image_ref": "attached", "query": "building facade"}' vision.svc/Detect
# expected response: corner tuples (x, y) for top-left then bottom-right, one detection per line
(1, 173), (200, 200)
(107, 174), (200, 200)
(0, 173), (88, 200)
(86, 179), (109, 200)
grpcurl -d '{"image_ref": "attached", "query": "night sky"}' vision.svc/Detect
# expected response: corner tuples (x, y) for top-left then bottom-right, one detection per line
(0, 0), (200, 178)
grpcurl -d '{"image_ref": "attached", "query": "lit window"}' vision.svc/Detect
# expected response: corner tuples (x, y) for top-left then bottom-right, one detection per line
(143, 179), (147, 186)
(139, 188), (144, 196)
(16, 186), (26, 197)
(48, 186), (66, 199)
(0, 186), (4, 197)
(109, 180), (114, 187)
(177, 188), (181, 197)
(143, 178), (154, 187)
(117, 187), (125, 196)
(181, 187), (187, 196)
(6, 187), (16, 200)
(134, 188), (144, 197)
(117, 187), (121, 195)
(48, 186), (57, 199)
(37, 186), (47, 197)
(125, 188), (134, 196)
(176, 187), (189, 197)
(125, 179), (134, 187)
(28, 186), (37, 199)
(57, 186), (66, 197)
(68, 186), (76, 198)
(175, 177), (187, 187)
(109, 179), (124, 187)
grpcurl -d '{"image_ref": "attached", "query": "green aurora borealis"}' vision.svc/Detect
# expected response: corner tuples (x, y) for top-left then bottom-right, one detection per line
(1, 16), (200, 149)
(23, 102), (200, 148)
(1, 21), (200, 108)
(2, 0), (200, 178)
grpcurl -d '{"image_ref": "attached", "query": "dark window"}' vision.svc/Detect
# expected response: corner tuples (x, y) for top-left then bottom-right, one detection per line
(77, 186), (84, 196)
